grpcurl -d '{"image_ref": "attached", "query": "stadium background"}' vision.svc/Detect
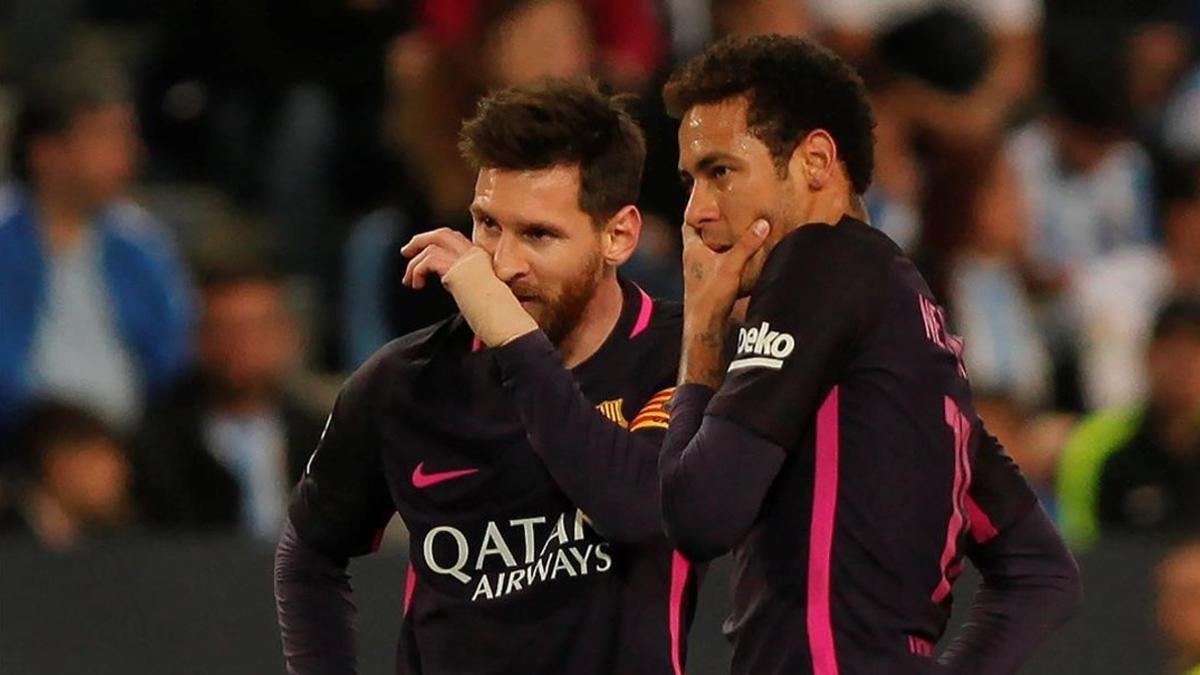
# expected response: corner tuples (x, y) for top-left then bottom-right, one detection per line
(0, 0), (1197, 673)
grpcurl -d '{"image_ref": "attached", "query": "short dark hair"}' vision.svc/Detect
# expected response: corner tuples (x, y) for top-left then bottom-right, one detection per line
(196, 257), (283, 296)
(1044, 24), (1132, 134)
(875, 7), (992, 95)
(663, 34), (876, 194)
(458, 77), (646, 223)
(10, 59), (131, 182)
(9, 399), (121, 480)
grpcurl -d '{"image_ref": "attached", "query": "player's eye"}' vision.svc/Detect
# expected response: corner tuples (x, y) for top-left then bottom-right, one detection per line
(679, 172), (695, 190)
(710, 165), (731, 180)
(524, 227), (555, 241)
(476, 215), (500, 232)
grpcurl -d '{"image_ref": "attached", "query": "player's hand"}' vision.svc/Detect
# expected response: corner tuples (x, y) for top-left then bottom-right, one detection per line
(401, 227), (537, 346)
(679, 219), (769, 388)
(440, 247), (539, 348)
(681, 219), (769, 322)
(400, 227), (474, 289)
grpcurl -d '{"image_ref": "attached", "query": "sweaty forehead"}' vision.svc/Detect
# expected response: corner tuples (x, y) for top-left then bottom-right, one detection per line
(678, 97), (757, 165)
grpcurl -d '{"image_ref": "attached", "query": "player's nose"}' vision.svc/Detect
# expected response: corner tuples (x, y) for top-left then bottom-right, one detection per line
(683, 182), (719, 231)
(490, 232), (529, 283)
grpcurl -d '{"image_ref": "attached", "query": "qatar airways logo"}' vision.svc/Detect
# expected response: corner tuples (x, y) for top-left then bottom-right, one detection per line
(422, 509), (613, 602)
(730, 321), (795, 371)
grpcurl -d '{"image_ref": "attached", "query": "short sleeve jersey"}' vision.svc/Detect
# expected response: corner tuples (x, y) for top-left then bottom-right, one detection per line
(289, 280), (696, 674)
(707, 218), (1038, 675)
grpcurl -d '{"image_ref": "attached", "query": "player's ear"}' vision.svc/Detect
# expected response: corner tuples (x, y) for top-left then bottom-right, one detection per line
(788, 129), (839, 191)
(601, 205), (641, 267)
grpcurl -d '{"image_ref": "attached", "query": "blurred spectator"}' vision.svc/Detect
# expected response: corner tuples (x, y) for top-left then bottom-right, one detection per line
(0, 58), (195, 432)
(1127, 20), (1193, 129)
(810, 0), (1041, 118)
(974, 392), (1066, 516)
(1010, 25), (1156, 286)
(1058, 296), (1200, 549)
(1044, 0), (1194, 132)
(1007, 26), (1157, 409)
(1162, 66), (1200, 163)
(864, 6), (995, 251)
(390, 0), (600, 220)
(419, 0), (666, 93)
(133, 262), (324, 542)
(923, 143), (1051, 409)
(1074, 161), (1200, 408)
(0, 399), (133, 550)
(1158, 540), (1200, 675)
(344, 0), (604, 366)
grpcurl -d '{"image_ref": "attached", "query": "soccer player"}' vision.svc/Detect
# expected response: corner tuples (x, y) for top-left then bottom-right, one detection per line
(275, 79), (696, 674)
(658, 35), (1081, 675)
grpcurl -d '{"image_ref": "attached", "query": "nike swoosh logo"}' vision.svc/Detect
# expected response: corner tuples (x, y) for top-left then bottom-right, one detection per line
(411, 462), (479, 489)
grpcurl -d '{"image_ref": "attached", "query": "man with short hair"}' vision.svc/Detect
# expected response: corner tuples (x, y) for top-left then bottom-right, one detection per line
(658, 35), (1080, 675)
(0, 399), (132, 550)
(275, 78), (695, 674)
(134, 262), (325, 541)
(1059, 296), (1200, 548)
(0, 60), (194, 432)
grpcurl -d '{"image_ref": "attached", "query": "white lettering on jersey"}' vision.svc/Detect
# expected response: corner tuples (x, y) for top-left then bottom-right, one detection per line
(425, 526), (472, 583)
(421, 508), (614, 601)
(730, 321), (796, 371)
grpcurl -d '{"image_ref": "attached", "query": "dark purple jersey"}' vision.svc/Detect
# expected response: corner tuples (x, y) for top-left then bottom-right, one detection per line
(691, 218), (1038, 674)
(289, 280), (697, 674)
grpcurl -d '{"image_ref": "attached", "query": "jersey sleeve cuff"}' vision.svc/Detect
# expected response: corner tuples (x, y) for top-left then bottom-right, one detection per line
(491, 330), (557, 373)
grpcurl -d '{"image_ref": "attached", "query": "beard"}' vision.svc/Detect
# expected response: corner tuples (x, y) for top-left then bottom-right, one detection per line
(510, 249), (604, 345)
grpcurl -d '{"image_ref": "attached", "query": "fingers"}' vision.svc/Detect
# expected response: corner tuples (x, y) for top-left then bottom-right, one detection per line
(680, 222), (717, 271)
(726, 219), (770, 266)
(400, 227), (472, 258)
(402, 245), (459, 289)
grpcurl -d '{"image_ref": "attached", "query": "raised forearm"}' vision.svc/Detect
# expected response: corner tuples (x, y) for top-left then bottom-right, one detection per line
(493, 331), (664, 542)
(659, 385), (785, 561)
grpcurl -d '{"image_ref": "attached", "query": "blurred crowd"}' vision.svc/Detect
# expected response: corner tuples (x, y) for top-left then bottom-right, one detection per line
(0, 0), (1197, 662)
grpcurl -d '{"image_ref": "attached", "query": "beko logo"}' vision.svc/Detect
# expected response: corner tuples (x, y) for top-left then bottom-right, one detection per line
(730, 321), (795, 371)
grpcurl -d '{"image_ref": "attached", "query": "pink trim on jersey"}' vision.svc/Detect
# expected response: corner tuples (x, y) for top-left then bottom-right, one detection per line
(471, 336), (483, 352)
(403, 563), (416, 617)
(919, 295), (936, 340)
(967, 496), (1000, 544)
(629, 286), (654, 338)
(908, 635), (934, 656)
(932, 397), (974, 604)
(808, 387), (841, 675)
(668, 551), (692, 675)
